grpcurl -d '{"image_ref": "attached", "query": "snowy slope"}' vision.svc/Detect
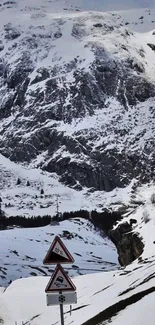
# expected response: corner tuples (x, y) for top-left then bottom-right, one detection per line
(1, 178), (155, 287)
(0, 0), (155, 32)
(116, 7), (155, 32)
(0, 153), (134, 217)
(0, 218), (118, 286)
(117, 182), (155, 260)
(0, 2), (155, 324)
(0, 238), (154, 325)
(0, 0), (155, 20)
(0, 190), (155, 325)
(0, 268), (152, 325)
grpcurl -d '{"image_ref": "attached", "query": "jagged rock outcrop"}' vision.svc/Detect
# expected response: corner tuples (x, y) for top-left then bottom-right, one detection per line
(109, 222), (144, 266)
(0, 6), (155, 191)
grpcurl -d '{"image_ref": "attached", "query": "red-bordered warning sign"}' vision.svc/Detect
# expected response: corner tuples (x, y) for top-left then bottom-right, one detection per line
(43, 236), (74, 265)
(45, 264), (76, 293)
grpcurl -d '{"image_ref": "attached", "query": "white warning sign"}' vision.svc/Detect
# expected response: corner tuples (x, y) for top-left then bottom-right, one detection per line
(45, 264), (76, 293)
(43, 236), (74, 265)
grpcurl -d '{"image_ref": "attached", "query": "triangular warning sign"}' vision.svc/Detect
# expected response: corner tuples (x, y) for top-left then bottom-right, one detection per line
(43, 236), (74, 264)
(45, 264), (76, 293)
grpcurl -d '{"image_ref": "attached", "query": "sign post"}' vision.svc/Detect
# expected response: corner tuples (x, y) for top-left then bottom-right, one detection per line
(60, 303), (64, 325)
(43, 236), (77, 325)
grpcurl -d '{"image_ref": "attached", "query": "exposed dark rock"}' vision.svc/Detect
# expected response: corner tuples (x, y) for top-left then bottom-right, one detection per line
(130, 218), (137, 225)
(0, 14), (155, 191)
(4, 23), (21, 40)
(6, 54), (33, 90)
(0, 92), (17, 119)
(3, 1), (15, 5)
(93, 23), (103, 28)
(54, 31), (62, 39)
(0, 44), (4, 51)
(14, 77), (30, 106)
(109, 222), (144, 266)
(147, 43), (155, 51)
(30, 68), (50, 85)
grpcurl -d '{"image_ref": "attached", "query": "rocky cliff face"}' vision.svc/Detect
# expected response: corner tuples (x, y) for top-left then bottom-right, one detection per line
(0, 3), (155, 192)
(110, 222), (144, 266)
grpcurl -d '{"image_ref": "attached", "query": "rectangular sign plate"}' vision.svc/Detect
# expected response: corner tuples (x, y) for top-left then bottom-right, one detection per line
(46, 291), (77, 306)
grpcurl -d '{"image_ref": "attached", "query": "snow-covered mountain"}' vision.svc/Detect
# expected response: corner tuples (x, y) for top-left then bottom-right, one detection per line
(0, 2), (155, 325)
(0, 0), (155, 14)
(0, 1), (155, 324)
(0, 0), (155, 198)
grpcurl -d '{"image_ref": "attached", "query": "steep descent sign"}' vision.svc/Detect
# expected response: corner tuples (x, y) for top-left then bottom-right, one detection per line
(43, 236), (74, 264)
(45, 264), (76, 293)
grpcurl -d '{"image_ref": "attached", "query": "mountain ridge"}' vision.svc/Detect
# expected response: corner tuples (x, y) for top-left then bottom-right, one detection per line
(0, 8), (155, 192)
(0, 3), (155, 325)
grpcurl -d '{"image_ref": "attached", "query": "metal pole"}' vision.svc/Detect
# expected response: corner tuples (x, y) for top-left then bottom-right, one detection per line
(60, 303), (65, 325)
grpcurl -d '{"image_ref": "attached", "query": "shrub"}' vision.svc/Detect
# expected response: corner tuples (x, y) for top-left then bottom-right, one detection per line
(0, 215), (51, 229)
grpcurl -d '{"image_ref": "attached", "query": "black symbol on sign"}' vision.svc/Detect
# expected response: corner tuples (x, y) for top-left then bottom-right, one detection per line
(55, 247), (63, 256)
(59, 295), (66, 303)
(54, 276), (67, 288)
